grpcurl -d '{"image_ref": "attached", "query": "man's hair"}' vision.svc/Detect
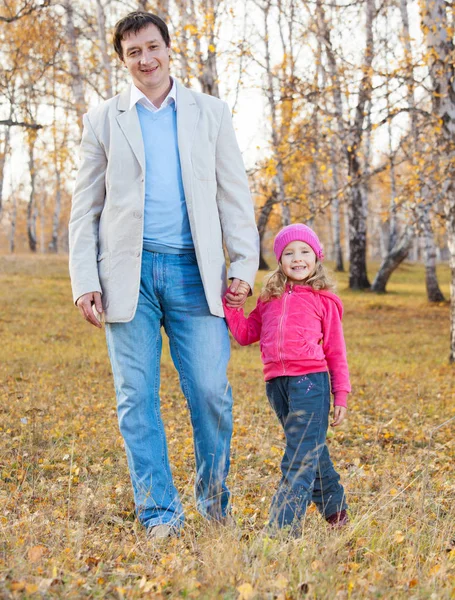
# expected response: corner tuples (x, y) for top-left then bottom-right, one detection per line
(113, 11), (170, 59)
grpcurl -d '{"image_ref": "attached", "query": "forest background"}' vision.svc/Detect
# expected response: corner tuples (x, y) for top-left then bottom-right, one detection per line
(1, 0), (455, 353)
(1, 0), (455, 598)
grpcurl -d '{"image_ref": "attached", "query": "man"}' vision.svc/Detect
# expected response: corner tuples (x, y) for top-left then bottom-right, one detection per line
(69, 11), (259, 537)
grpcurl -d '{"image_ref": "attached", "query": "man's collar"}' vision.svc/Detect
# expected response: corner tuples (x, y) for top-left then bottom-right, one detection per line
(129, 77), (177, 112)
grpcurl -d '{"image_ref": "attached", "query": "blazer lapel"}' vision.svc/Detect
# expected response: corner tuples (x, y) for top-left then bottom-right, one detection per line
(176, 80), (200, 205)
(116, 86), (145, 173)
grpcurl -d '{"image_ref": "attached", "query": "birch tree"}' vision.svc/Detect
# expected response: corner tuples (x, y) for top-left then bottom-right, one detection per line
(371, 0), (416, 292)
(63, 0), (87, 131)
(422, 0), (455, 360)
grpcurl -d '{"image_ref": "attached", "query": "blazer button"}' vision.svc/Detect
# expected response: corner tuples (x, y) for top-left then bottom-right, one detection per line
(133, 210), (142, 219)
(135, 250), (140, 257)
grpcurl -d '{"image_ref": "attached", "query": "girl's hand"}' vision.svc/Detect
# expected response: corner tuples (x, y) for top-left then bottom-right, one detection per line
(331, 406), (347, 427)
(225, 279), (250, 308)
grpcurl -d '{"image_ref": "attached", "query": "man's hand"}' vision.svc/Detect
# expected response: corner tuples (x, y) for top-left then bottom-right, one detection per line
(76, 292), (104, 328)
(225, 279), (250, 308)
(331, 406), (347, 427)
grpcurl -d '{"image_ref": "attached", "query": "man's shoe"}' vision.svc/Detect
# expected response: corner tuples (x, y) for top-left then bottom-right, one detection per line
(147, 523), (180, 539)
(325, 509), (349, 528)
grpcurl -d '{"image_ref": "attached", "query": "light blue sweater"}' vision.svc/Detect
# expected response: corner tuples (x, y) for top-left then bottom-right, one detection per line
(136, 103), (193, 253)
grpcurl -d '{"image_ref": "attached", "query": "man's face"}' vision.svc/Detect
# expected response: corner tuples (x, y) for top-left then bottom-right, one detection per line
(121, 24), (171, 96)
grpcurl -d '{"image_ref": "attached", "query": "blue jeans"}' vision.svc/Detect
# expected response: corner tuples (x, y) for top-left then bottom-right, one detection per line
(266, 373), (347, 533)
(105, 250), (233, 529)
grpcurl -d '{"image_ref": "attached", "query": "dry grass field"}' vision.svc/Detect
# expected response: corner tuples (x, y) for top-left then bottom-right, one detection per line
(1, 254), (454, 599)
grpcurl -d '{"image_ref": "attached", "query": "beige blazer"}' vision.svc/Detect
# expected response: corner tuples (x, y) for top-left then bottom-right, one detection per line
(69, 80), (259, 321)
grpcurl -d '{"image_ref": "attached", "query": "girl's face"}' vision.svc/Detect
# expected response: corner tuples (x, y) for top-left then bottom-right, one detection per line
(280, 240), (317, 284)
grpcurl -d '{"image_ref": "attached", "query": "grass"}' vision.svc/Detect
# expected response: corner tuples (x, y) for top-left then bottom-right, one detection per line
(1, 254), (455, 599)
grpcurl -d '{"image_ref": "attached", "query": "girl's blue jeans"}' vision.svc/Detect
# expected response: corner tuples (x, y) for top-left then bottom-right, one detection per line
(266, 372), (347, 533)
(105, 250), (233, 530)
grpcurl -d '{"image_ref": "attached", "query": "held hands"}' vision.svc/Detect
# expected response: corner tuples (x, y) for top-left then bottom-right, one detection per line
(76, 292), (104, 328)
(224, 278), (250, 308)
(331, 406), (347, 427)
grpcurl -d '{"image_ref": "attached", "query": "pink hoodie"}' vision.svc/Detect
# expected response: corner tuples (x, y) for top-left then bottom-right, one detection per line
(223, 284), (351, 407)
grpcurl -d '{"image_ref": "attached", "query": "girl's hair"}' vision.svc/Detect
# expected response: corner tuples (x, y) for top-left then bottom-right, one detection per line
(260, 260), (335, 302)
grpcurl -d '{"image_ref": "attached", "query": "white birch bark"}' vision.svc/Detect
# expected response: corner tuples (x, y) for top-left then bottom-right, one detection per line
(421, 204), (445, 301)
(95, 0), (113, 98)
(64, 0), (87, 132)
(345, 0), (374, 289)
(316, 0), (345, 269)
(49, 168), (61, 253)
(27, 135), (37, 252)
(0, 123), (11, 223)
(262, 0), (289, 225)
(9, 192), (17, 253)
(371, 0), (417, 292)
(422, 0), (455, 359)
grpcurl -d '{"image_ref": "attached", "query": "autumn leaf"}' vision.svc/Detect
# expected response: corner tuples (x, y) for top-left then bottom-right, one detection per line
(394, 531), (405, 544)
(28, 545), (47, 563)
(237, 582), (256, 599)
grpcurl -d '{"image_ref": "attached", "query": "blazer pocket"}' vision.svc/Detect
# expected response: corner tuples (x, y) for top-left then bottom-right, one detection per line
(191, 149), (216, 181)
(97, 252), (110, 281)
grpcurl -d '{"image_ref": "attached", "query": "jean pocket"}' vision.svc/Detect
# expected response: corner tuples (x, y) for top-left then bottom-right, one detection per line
(181, 252), (198, 266)
(288, 374), (329, 421)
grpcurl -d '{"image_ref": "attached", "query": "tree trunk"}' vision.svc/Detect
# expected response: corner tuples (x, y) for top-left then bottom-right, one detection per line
(0, 119), (11, 223)
(347, 178), (370, 289)
(27, 138), (37, 252)
(175, 0), (192, 85)
(318, 0), (373, 287)
(346, 0), (375, 290)
(370, 0), (423, 293)
(316, 0), (345, 270)
(257, 191), (277, 270)
(95, 0), (113, 98)
(155, 0), (170, 20)
(49, 169), (61, 253)
(420, 205), (445, 301)
(448, 201), (455, 362)
(422, 0), (455, 358)
(188, 0), (220, 97)
(198, 46), (220, 98)
(371, 225), (413, 293)
(10, 193), (17, 253)
(262, 0), (289, 226)
(64, 0), (87, 131)
(330, 146), (344, 271)
(198, 0), (220, 98)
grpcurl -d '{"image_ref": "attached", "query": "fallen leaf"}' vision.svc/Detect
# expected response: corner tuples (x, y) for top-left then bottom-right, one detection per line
(274, 574), (288, 590)
(85, 556), (101, 569)
(10, 581), (26, 592)
(237, 582), (255, 600)
(25, 583), (39, 594)
(394, 530), (405, 544)
(28, 545), (46, 563)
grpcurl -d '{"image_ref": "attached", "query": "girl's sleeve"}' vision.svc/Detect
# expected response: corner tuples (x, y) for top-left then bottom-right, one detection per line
(222, 297), (262, 345)
(320, 296), (351, 408)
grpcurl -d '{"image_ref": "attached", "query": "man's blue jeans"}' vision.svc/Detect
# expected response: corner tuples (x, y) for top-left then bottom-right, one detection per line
(105, 250), (233, 529)
(266, 373), (347, 533)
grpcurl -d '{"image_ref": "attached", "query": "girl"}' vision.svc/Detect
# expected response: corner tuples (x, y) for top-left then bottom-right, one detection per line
(224, 223), (350, 535)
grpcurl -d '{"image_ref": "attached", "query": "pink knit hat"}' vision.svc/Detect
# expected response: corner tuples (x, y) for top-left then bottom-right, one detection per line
(274, 223), (324, 262)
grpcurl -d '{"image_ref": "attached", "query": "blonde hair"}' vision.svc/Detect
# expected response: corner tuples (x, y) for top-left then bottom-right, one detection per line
(260, 260), (335, 302)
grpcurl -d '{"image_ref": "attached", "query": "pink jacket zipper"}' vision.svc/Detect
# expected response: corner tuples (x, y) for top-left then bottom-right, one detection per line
(278, 286), (292, 374)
